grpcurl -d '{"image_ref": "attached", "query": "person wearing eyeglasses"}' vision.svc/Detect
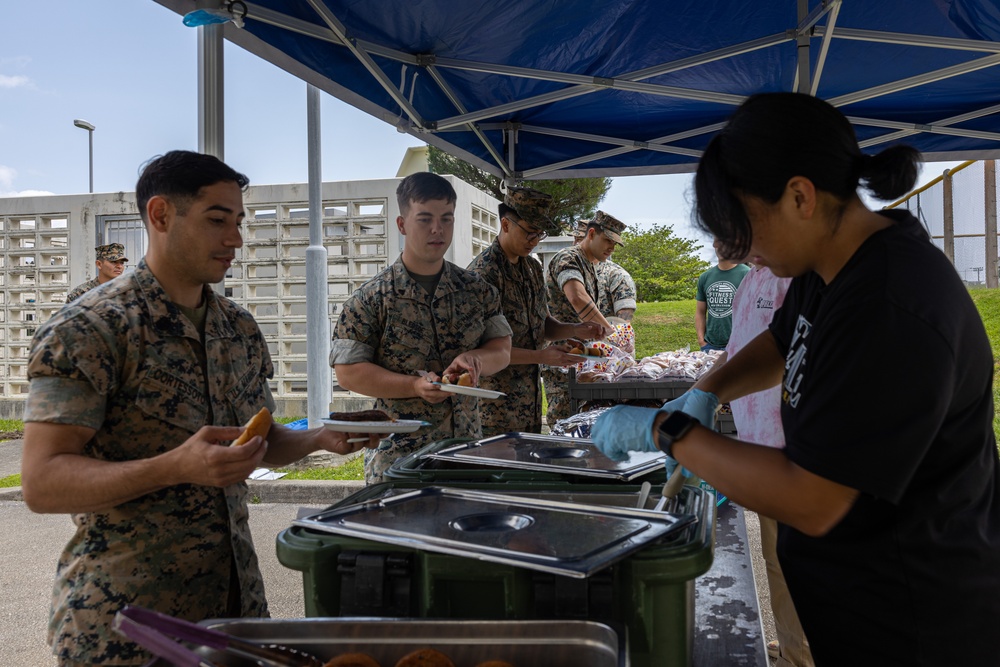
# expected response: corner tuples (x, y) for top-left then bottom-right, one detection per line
(66, 242), (129, 302)
(468, 187), (605, 436)
(542, 211), (623, 421)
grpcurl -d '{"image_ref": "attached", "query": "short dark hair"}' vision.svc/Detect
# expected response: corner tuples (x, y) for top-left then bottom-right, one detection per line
(136, 150), (250, 222)
(694, 93), (921, 259)
(396, 172), (457, 216)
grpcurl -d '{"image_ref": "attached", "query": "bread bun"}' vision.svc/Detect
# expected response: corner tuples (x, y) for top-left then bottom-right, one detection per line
(393, 648), (455, 667)
(323, 653), (381, 667)
(456, 371), (474, 387)
(232, 407), (272, 446)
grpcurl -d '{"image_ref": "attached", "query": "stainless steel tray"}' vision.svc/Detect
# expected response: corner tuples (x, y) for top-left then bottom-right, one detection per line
(423, 432), (666, 481)
(149, 618), (625, 667)
(294, 486), (694, 578)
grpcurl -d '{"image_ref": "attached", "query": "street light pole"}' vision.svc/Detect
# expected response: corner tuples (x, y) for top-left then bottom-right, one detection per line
(73, 119), (95, 193)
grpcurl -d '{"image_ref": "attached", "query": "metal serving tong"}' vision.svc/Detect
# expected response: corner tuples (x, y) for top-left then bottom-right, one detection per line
(114, 605), (324, 667)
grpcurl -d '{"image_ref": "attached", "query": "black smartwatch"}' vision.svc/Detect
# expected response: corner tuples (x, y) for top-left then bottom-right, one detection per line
(656, 411), (698, 458)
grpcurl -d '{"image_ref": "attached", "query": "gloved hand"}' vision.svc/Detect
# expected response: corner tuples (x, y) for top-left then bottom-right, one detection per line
(661, 388), (719, 429)
(591, 405), (662, 461)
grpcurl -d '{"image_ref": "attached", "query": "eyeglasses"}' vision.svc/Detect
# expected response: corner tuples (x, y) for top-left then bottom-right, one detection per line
(506, 215), (548, 242)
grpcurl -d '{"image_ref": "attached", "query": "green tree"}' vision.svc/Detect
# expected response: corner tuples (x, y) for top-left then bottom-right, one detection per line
(427, 146), (611, 229)
(614, 224), (710, 302)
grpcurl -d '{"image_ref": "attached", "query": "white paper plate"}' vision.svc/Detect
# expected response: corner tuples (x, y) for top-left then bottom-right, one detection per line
(569, 354), (606, 361)
(320, 419), (429, 434)
(433, 383), (506, 399)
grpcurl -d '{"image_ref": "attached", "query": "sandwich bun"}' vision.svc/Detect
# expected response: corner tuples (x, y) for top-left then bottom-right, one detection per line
(232, 407), (272, 446)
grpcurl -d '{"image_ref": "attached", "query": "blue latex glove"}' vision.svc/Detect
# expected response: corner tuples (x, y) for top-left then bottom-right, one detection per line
(591, 405), (661, 461)
(660, 388), (719, 430)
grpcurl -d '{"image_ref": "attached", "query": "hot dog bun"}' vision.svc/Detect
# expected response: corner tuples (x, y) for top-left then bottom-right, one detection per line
(232, 407), (272, 446)
(324, 653), (382, 667)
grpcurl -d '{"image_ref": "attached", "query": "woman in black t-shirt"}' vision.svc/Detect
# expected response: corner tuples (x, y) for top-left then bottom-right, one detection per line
(591, 93), (1000, 666)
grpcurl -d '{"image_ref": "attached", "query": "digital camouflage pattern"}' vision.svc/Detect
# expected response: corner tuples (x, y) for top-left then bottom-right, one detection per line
(591, 210), (626, 246)
(331, 257), (511, 482)
(503, 187), (561, 236)
(597, 259), (637, 316)
(25, 259), (273, 665)
(96, 242), (128, 262)
(65, 277), (101, 303)
(543, 245), (606, 420)
(468, 238), (548, 435)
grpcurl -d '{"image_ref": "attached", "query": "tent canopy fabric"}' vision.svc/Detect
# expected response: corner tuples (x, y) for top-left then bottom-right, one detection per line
(153, 0), (1000, 179)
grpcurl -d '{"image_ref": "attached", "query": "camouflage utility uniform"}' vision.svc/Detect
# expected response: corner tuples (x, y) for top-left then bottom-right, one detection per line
(65, 277), (101, 303)
(25, 260), (272, 665)
(597, 259), (637, 317)
(468, 238), (548, 435)
(543, 245), (606, 421)
(331, 257), (511, 482)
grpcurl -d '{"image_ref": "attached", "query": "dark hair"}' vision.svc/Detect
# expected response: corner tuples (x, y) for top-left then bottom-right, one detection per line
(396, 172), (457, 215)
(694, 93), (921, 259)
(136, 150), (249, 221)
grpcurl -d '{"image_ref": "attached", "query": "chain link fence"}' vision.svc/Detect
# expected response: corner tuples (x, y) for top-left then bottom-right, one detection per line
(886, 160), (999, 286)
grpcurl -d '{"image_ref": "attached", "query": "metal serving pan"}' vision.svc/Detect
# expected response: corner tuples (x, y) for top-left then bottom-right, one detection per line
(422, 432), (665, 481)
(149, 618), (625, 667)
(294, 486), (694, 578)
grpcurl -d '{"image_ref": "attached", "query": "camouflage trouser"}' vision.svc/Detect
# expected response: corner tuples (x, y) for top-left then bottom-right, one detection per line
(541, 367), (572, 423)
(364, 438), (421, 484)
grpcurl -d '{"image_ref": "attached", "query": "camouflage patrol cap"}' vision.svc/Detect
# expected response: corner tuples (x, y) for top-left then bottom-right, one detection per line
(501, 187), (563, 236)
(96, 243), (128, 262)
(591, 210), (626, 246)
(572, 220), (589, 238)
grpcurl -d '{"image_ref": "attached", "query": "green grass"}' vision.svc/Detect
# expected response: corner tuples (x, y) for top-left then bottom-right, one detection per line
(632, 300), (698, 359)
(0, 473), (20, 488)
(279, 455), (364, 480)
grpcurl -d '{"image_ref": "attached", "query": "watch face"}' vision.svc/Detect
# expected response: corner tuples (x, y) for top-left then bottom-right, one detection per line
(661, 411), (697, 439)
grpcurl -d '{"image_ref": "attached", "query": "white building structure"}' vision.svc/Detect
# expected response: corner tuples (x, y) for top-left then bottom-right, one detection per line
(0, 175), (560, 418)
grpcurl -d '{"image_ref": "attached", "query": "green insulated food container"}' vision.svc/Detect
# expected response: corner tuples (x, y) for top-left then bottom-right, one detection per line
(276, 482), (715, 667)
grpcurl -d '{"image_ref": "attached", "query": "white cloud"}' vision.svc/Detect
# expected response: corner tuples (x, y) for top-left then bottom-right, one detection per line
(0, 166), (53, 197)
(0, 165), (15, 189)
(0, 74), (30, 88)
(0, 190), (55, 198)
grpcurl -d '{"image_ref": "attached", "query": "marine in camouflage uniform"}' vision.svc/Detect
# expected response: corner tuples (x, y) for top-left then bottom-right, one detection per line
(468, 188), (565, 436)
(66, 242), (129, 302)
(597, 258), (637, 319)
(25, 259), (271, 665)
(543, 211), (626, 421)
(65, 276), (101, 303)
(332, 256), (511, 481)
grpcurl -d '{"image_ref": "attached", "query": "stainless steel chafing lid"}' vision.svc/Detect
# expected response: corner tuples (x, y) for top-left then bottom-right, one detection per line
(294, 486), (695, 578)
(422, 432), (666, 481)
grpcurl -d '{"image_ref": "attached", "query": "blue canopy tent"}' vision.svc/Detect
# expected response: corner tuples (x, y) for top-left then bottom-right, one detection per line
(149, 0), (1000, 429)
(153, 0), (1000, 179)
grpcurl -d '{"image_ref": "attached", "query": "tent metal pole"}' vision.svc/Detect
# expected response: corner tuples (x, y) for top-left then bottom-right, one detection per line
(795, 0), (812, 94)
(986, 161), (998, 289)
(197, 24), (224, 159)
(305, 84), (332, 428)
(198, 22), (226, 296)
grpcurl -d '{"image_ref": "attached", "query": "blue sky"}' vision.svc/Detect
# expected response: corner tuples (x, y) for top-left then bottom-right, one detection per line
(1, 0), (961, 261)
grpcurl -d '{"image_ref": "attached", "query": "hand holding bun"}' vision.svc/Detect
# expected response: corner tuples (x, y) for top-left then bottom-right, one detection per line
(232, 407), (272, 446)
(441, 371), (475, 387)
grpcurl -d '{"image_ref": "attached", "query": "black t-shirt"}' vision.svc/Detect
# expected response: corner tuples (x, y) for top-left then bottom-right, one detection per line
(769, 210), (1000, 666)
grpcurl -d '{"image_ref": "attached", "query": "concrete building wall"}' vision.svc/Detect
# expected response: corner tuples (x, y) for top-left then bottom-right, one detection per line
(0, 176), (500, 418)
